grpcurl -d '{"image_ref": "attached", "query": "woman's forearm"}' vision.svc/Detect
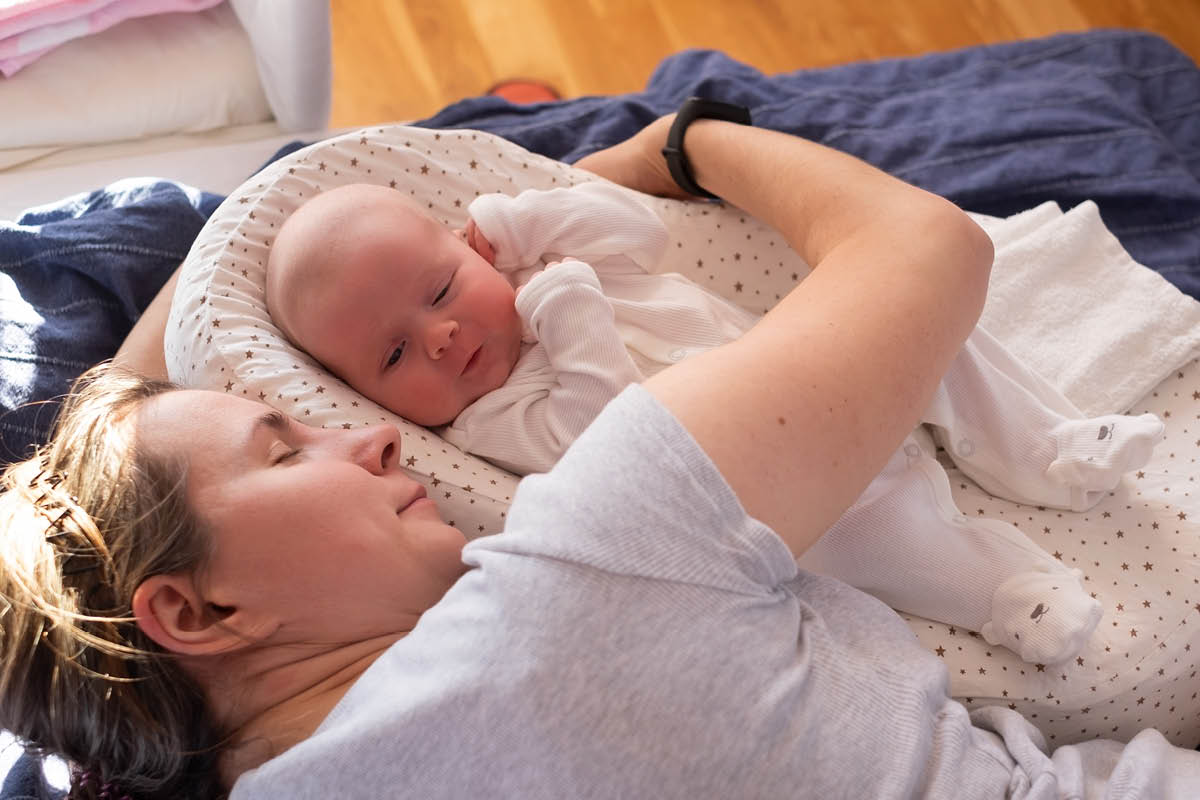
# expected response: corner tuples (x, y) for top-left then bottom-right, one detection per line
(639, 120), (994, 559)
(680, 119), (984, 275)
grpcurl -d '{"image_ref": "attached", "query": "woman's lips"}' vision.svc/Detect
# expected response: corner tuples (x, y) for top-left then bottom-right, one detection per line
(397, 486), (429, 514)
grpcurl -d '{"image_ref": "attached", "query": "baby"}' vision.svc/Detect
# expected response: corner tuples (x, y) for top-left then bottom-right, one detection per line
(267, 180), (1165, 665)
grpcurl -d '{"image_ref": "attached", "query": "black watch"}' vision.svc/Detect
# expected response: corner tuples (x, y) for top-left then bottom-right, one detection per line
(661, 97), (752, 200)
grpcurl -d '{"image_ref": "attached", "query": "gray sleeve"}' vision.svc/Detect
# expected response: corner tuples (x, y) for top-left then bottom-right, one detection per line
(465, 384), (797, 595)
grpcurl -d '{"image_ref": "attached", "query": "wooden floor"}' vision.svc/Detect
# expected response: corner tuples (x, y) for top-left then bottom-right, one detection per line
(329, 0), (1200, 128)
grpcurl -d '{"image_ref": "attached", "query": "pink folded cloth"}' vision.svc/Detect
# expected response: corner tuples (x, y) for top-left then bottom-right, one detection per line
(0, 0), (222, 76)
(0, 0), (119, 28)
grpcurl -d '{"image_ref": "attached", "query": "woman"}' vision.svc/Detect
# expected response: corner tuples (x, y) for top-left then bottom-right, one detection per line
(2, 115), (1197, 799)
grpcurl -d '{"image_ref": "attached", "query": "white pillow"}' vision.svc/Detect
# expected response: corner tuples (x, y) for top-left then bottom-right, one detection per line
(227, 0), (331, 132)
(0, 2), (270, 149)
(165, 123), (803, 536)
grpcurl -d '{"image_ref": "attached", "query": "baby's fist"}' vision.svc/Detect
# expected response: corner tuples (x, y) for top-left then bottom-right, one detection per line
(464, 218), (495, 265)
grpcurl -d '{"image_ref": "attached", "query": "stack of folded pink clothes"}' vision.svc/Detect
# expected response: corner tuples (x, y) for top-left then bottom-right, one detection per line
(0, 0), (222, 77)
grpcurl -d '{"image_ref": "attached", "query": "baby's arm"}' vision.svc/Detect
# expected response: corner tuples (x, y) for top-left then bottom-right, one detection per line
(468, 182), (669, 273)
(448, 259), (642, 475)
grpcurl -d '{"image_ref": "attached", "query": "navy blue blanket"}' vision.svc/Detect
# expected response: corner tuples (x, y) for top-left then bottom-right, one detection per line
(0, 28), (1197, 472)
(422, 30), (1200, 291)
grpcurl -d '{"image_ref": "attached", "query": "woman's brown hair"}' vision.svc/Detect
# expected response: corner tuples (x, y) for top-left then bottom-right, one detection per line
(0, 363), (226, 799)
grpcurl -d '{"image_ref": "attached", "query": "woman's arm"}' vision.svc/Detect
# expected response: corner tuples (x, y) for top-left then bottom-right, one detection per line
(576, 117), (993, 560)
(112, 263), (180, 382)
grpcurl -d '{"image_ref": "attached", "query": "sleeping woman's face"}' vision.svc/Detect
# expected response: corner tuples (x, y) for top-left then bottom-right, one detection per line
(134, 389), (468, 646)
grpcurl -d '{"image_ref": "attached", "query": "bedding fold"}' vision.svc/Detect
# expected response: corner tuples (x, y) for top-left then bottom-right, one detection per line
(976, 201), (1200, 416)
(0, 0), (222, 76)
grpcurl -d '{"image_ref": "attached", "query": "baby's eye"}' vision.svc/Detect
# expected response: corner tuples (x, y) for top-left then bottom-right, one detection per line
(386, 343), (405, 368)
(433, 278), (452, 304)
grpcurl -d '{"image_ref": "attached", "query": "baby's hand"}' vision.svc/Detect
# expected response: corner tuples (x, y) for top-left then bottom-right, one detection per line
(464, 218), (495, 265)
(516, 258), (590, 299)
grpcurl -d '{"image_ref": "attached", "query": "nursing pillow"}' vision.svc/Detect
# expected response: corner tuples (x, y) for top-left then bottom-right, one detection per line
(164, 124), (806, 536)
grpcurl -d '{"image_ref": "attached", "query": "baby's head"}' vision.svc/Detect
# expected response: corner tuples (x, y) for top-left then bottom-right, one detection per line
(266, 184), (522, 426)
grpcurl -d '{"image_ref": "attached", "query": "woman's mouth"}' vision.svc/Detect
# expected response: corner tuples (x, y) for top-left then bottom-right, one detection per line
(397, 486), (429, 515)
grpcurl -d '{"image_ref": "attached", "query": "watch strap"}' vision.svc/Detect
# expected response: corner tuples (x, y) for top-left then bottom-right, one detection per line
(661, 97), (752, 200)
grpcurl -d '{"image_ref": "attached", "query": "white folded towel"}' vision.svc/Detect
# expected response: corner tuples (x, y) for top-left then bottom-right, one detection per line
(971, 201), (1200, 416)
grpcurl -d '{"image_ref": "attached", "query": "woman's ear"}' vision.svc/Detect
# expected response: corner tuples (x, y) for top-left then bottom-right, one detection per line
(131, 574), (247, 656)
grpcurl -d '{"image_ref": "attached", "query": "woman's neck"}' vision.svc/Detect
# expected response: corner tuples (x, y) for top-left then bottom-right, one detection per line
(200, 633), (405, 788)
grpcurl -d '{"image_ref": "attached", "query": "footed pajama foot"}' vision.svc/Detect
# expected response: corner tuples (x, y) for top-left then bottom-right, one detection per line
(1046, 413), (1164, 510)
(980, 568), (1102, 664)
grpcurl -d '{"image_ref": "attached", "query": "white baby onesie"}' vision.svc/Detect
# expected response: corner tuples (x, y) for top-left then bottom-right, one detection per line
(443, 181), (759, 475)
(445, 181), (1163, 664)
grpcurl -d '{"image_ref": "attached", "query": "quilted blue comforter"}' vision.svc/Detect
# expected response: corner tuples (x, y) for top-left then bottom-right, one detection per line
(0, 28), (1196, 471)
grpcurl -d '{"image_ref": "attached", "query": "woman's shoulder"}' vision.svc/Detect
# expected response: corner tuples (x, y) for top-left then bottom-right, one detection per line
(465, 384), (797, 594)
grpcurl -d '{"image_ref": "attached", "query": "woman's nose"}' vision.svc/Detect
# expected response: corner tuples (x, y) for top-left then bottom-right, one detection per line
(345, 423), (402, 474)
(424, 319), (460, 359)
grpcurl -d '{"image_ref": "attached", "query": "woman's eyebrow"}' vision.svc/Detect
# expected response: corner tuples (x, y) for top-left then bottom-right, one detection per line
(247, 409), (290, 447)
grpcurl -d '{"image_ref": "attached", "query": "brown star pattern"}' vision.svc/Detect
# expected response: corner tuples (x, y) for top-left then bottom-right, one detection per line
(910, 356), (1200, 747)
(176, 127), (1200, 746)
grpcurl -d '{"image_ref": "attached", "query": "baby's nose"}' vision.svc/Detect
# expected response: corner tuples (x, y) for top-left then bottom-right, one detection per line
(425, 319), (459, 358)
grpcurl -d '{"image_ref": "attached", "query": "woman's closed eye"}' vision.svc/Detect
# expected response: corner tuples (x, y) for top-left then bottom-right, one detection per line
(260, 410), (301, 465)
(270, 444), (301, 465)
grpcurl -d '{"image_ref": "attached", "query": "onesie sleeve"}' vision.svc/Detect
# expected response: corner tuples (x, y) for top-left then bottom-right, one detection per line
(468, 182), (669, 274)
(443, 259), (643, 476)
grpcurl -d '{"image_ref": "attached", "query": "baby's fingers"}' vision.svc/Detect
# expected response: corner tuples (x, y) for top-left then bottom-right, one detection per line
(465, 219), (496, 265)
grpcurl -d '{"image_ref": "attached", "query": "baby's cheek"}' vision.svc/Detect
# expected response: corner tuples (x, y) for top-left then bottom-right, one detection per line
(384, 374), (462, 428)
(375, 381), (416, 419)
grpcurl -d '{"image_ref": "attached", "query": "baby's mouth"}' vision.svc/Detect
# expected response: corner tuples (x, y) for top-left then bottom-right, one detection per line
(462, 345), (482, 376)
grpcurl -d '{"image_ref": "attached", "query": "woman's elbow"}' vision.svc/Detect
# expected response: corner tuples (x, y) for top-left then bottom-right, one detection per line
(957, 209), (995, 319)
(926, 197), (994, 321)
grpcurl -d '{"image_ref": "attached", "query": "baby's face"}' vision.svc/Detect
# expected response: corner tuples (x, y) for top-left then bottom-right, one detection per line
(277, 188), (522, 426)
